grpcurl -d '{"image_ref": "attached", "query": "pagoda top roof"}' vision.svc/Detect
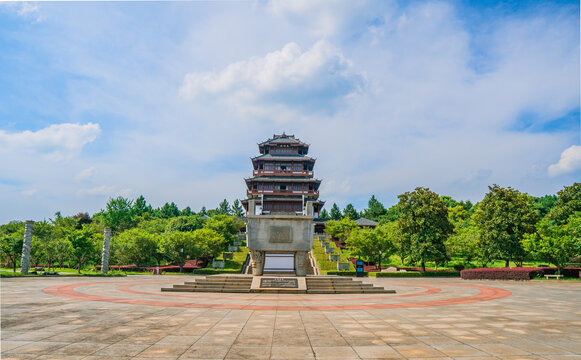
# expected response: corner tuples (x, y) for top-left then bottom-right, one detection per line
(258, 133), (309, 147)
(252, 154), (315, 161)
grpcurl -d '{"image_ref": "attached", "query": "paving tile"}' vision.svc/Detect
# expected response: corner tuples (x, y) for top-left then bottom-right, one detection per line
(136, 344), (190, 358)
(92, 343), (150, 357)
(313, 346), (360, 359)
(179, 345), (230, 359)
(51, 342), (108, 356)
(225, 345), (271, 359)
(270, 346), (315, 359)
(353, 345), (401, 359)
(392, 343), (447, 358)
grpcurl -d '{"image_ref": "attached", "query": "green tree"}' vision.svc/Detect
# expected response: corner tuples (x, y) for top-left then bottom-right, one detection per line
(68, 226), (99, 273)
(166, 215), (205, 233)
(0, 222), (25, 272)
(440, 195), (460, 208)
(343, 204), (359, 220)
(115, 229), (161, 266)
(103, 197), (134, 232)
(181, 206), (194, 216)
(474, 185), (536, 267)
(159, 202), (180, 218)
(319, 208), (330, 219)
(218, 199), (232, 215)
(132, 195), (149, 216)
(347, 222), (397, 270)
(159, 231), (199, 272)
(445, 225), (480, 265)
(531, 194), (558, 220)
(548, 183), (581, 225)
(330, 203), (342, 220)
(524, 212), (581, 274)
(378, 205), (399, 223)
(364, 195), (387, 221)
(193, 228), (228, 258)
(396, 187), (453, 271)
(199, 206), (207, 216)
(324, 217), (359, 243)
(232, 199), (244, 217)
(204, 215), (243, 243)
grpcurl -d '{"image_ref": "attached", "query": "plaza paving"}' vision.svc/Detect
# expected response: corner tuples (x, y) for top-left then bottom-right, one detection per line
(1, 275), (580, 360)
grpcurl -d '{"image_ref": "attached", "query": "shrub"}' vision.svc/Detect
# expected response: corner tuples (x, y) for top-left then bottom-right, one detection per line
(461, 267), (545, 280)
(193, 269), (243, 275)
(326, 271), (366, 276)
(376, 271), (460, 278)
(461, 267), (581, 280)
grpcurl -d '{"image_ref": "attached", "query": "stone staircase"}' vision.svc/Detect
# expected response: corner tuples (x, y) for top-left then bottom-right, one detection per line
(161, 275), (253, 293)
(306, 277), (395, 294)
(162, 275), (395, 294)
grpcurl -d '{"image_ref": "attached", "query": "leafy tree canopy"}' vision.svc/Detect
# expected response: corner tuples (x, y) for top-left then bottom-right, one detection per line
(397, 187), (453, 271)
(343, 204), (359, 220)
(330, 203), (342, 220)
(473, 185), (536, 267)
(548, 182), (581, 225)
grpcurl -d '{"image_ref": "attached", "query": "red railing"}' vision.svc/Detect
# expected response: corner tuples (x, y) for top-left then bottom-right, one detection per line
(247, 190), (319, 197)
(253, 169), (313, 176)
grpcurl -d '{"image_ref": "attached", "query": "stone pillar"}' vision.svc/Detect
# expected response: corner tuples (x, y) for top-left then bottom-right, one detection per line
(101, 228), (111, 274)
(20, 220), (34, 274)
(294, 251), (309, 277)
(250, 250), (264, 276)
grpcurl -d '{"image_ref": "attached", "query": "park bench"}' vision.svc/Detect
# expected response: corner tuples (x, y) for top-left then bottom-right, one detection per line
(544, 274), (563, 280)
(34, 266), (44, 272)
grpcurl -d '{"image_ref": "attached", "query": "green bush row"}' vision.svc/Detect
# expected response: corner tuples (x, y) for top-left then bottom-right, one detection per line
(375, 271), (460, 277)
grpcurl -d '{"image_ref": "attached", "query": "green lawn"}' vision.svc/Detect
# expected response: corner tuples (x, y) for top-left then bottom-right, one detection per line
(312, 239), (354, 273)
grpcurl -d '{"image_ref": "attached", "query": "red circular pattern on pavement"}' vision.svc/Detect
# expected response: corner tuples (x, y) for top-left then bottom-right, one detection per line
(42, 280), (511, 311)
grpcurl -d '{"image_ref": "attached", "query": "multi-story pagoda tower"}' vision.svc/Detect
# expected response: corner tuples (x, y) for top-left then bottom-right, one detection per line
(242, 133), (324, 217)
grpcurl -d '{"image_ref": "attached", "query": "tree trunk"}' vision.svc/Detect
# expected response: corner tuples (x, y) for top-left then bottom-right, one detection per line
(378, 253), (382, 272)
(421, 260), (426, 272)
(505, 259), (509, 268)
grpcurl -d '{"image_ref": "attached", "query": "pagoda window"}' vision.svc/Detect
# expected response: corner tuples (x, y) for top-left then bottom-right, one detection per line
(259, 163), (263, 170)
(280, 185), (286, 190)
(264, 163), (274, 170)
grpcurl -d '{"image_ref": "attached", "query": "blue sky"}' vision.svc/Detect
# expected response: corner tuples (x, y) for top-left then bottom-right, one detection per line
(0, 0), (579, 223)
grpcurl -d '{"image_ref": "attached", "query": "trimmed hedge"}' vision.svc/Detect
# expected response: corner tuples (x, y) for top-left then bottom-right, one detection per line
(326, 271), (365, 276)
(461, 267), (545, 280)
(376, 271), (460, 278)
(192, 269), (243, 275)
(461, 267), (581, 280)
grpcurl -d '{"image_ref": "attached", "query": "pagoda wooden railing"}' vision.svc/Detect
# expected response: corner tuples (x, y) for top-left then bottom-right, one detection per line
(247, 189), (319, 197)
(253, 169), (313, 176)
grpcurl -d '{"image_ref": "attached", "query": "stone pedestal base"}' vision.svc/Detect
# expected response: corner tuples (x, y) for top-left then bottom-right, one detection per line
(250, 250), (264, 276)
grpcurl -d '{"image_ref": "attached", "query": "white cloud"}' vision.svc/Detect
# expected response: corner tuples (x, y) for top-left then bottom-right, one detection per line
(21, 189), (37, 196)
(0, 123), (101, 161)
(1, 2), (43, 22)
(180, 40), (365, 115)
(548, 145), (581, 177)
(74, 167), (96, 182)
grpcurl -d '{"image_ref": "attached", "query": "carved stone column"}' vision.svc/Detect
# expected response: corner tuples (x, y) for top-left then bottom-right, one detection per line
(101, 228), (111, 274)
(20, 220), (34, 274)
(294, 251), (309, 277)
(250, 250), (264, 276)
